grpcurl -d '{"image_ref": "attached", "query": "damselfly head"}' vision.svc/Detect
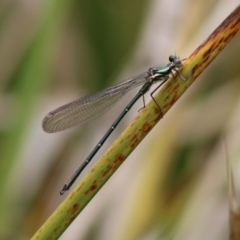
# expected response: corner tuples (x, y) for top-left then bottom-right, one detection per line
(169, 55), (185, 68)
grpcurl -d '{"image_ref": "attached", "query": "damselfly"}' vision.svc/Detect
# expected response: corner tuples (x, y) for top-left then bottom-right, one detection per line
(42, 55), (188, 195)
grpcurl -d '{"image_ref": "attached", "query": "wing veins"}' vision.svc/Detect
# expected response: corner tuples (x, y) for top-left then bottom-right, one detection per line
(42, 72), (148, 132)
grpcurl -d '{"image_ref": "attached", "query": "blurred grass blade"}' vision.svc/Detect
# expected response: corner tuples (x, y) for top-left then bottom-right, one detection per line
(0, 0), (71, 237)
(31, 5), (240, 240)
(223, 139), (240, 239)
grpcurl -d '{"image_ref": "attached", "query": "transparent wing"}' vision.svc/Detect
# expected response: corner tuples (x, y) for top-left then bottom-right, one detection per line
(42, 72), (148, 133)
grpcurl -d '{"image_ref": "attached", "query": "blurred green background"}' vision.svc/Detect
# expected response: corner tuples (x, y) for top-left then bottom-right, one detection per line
(0, 1), (240, 239)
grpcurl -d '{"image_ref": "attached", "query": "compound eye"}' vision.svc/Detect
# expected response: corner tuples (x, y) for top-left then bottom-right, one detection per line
(169, 55), (176, 62)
